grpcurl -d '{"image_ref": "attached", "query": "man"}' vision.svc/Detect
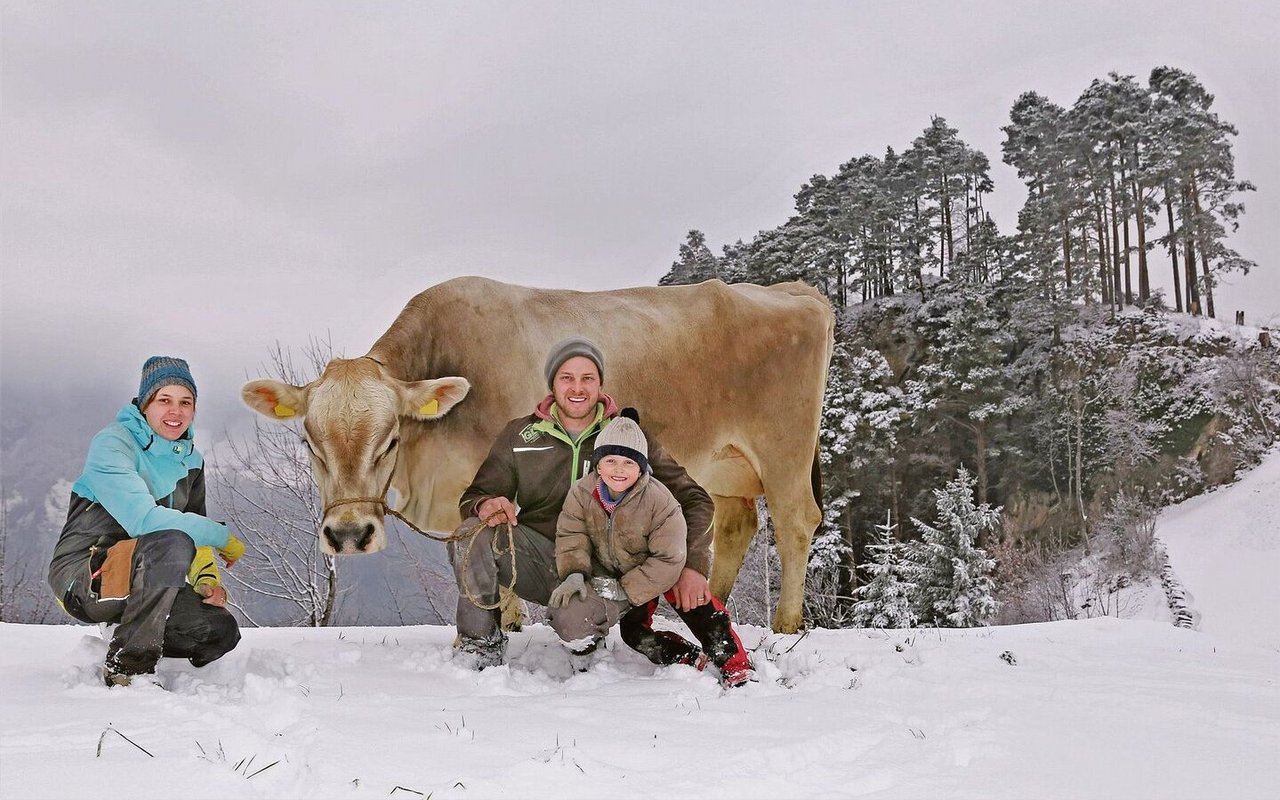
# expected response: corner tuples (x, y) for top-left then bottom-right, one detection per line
(451, 337), (715, 669)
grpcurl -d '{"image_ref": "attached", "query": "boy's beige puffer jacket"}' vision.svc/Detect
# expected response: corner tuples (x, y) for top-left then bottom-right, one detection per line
(555, 472), (687, 605)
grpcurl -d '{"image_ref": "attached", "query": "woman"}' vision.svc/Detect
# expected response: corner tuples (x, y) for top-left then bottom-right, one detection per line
(47, 356), (243, 687)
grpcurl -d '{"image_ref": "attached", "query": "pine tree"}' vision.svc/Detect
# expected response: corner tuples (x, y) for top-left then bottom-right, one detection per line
(905, 467), (1000, 627)
(812, 338), (917, 623)
(903, 117), (992, 279)
(659, 230), (722, 286)
(852, 514), (918, 629)
(1003, 91), (1080, 305)
(1146, 67), (1255, 317)
(913, 282), (1025, 504)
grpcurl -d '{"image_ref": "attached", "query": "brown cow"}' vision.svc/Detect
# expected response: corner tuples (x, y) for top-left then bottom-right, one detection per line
(241, 277), (833, 633)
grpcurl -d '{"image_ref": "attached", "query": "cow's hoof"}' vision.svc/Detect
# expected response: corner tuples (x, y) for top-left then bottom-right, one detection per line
(771, 610), (805, 634)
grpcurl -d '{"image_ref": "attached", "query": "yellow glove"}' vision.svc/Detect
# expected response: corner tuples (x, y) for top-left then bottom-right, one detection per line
(189, 546), (221, 591)
(189, 546), (231, 606)
(218, 534), (245, 567)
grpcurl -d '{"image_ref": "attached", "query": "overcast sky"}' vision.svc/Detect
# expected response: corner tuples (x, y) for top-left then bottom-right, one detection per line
(3, 0), (1277, 436)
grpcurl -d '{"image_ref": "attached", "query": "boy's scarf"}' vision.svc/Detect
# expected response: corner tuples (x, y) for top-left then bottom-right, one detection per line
(593, 479), (631, 515)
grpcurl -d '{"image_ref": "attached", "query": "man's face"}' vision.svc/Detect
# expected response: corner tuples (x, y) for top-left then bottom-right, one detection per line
(142, 385), (195, 441)
(597, 454), (641, 494)
(551, 356), (601, 424)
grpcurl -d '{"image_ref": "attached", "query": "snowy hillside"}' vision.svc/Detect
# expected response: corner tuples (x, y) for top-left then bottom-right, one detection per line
(1157, 447), (1280, 651)
(3, 454), (1279, 799)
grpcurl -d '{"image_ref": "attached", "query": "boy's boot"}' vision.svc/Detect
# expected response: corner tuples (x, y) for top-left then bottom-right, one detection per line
(567, 636), (604, 673)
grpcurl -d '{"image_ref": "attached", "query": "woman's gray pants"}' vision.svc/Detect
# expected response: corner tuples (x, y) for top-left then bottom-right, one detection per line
(62, 530), (240, 675)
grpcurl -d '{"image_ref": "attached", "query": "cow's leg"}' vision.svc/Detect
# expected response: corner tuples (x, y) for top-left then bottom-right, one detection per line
(763, 482), (822, 634)
(499, 588), (524, 632)
(707, 495), (758, 603)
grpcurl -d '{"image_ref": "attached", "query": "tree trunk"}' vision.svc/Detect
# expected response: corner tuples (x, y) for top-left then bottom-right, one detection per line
(1095, 203), (1111, 307)
(1167, 193), (1182, 312)
(1182, 183), (1201, 315)
(1072, 387), (1089, 549)
(1165, 189), (1183, 312)
(942, 183), (952, 277)
(1081, 223), (1094, 304)
(974, 421), (989, 505)
(1108, 169), (1125, 308)
(1184, 232), (1200, 316)
(837, 507), (858, 613)
(943, 180), (955, 275)
(1192, 185), (1217, 319)
(1133, 175), (1151, 302)
(1062, 227), (1073, 292)
(964, 175), (973, 258)
(913, 199), (927, 299)
(321, 556), (338, 626)
(837, 256), (847, 309)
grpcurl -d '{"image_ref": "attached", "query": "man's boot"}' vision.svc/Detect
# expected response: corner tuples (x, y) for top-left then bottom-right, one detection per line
(453, 629), (507, 671)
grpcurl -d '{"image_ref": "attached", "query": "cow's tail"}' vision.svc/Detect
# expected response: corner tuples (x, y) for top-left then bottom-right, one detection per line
(811, 444), (823, 507)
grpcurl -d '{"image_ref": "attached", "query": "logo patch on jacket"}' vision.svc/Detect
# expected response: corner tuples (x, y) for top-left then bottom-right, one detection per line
(518, 424), (542, 444)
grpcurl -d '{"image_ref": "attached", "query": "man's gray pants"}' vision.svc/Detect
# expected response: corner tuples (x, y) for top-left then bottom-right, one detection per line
(448, 519), (627, 647)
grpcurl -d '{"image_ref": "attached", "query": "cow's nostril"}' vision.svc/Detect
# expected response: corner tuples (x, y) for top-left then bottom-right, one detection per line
(357, 523), (375, 551)
(323, 525), (340, 549)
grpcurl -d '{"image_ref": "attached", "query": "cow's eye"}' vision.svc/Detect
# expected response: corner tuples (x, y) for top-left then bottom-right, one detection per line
(380, 438), (399, 460)
(301, 436), (327, 469)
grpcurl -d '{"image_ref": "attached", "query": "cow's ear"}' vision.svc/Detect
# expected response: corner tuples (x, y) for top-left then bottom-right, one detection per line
(400, 377), (470, 420)
(242, 379), (311, 421)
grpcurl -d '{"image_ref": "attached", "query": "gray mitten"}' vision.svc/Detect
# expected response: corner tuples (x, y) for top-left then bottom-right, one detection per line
(591, 576), (628, 602)
(549, 573), (588, 608)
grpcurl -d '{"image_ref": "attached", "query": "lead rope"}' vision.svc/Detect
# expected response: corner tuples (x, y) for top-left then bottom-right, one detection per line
(324, 482), (518, 611)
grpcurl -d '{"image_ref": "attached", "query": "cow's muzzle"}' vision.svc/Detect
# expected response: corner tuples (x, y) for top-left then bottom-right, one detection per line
(322, 518), (381, 553)
(321, 493), (390, 554)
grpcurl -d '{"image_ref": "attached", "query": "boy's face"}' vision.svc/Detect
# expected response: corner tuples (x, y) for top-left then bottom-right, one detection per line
(597, 454), (641, 494)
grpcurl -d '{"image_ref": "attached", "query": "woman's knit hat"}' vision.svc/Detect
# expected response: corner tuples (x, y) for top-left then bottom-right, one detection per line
(543, 337), (605, 388)
(592, 415), (649, 474)
(137, 356), (197, 408)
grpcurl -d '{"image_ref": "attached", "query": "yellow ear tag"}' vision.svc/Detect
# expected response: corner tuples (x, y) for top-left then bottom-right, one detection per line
(419, 399), (440, 416)
(273, 404), (296, 418)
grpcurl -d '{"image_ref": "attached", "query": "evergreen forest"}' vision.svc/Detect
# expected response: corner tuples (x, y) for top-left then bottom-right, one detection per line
(658, 67), (1276, 629)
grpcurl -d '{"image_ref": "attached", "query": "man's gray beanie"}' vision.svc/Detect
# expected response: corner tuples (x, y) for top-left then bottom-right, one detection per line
(543, 337), (605, 388)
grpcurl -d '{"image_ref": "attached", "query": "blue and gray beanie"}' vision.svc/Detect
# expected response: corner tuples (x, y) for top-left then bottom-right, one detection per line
(137, 355), (197, 408)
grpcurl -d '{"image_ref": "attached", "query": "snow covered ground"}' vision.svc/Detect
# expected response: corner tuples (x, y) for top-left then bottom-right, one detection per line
(4, 455), (1279, 799)
(1158, 447), (1280, 652)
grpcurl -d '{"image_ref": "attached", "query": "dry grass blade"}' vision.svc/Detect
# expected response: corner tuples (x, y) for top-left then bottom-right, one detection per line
(246, 760), (281, 779)
(96, 726), (154, 758)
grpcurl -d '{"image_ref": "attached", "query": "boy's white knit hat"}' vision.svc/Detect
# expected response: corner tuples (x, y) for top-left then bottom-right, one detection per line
(592, 415), (649, 473)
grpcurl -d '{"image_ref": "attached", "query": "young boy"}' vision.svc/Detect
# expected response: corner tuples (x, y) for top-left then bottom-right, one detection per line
(548, 412), (753, 687)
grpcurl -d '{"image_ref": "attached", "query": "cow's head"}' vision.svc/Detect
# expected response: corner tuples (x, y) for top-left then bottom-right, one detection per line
(241, 357), (470, 554)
